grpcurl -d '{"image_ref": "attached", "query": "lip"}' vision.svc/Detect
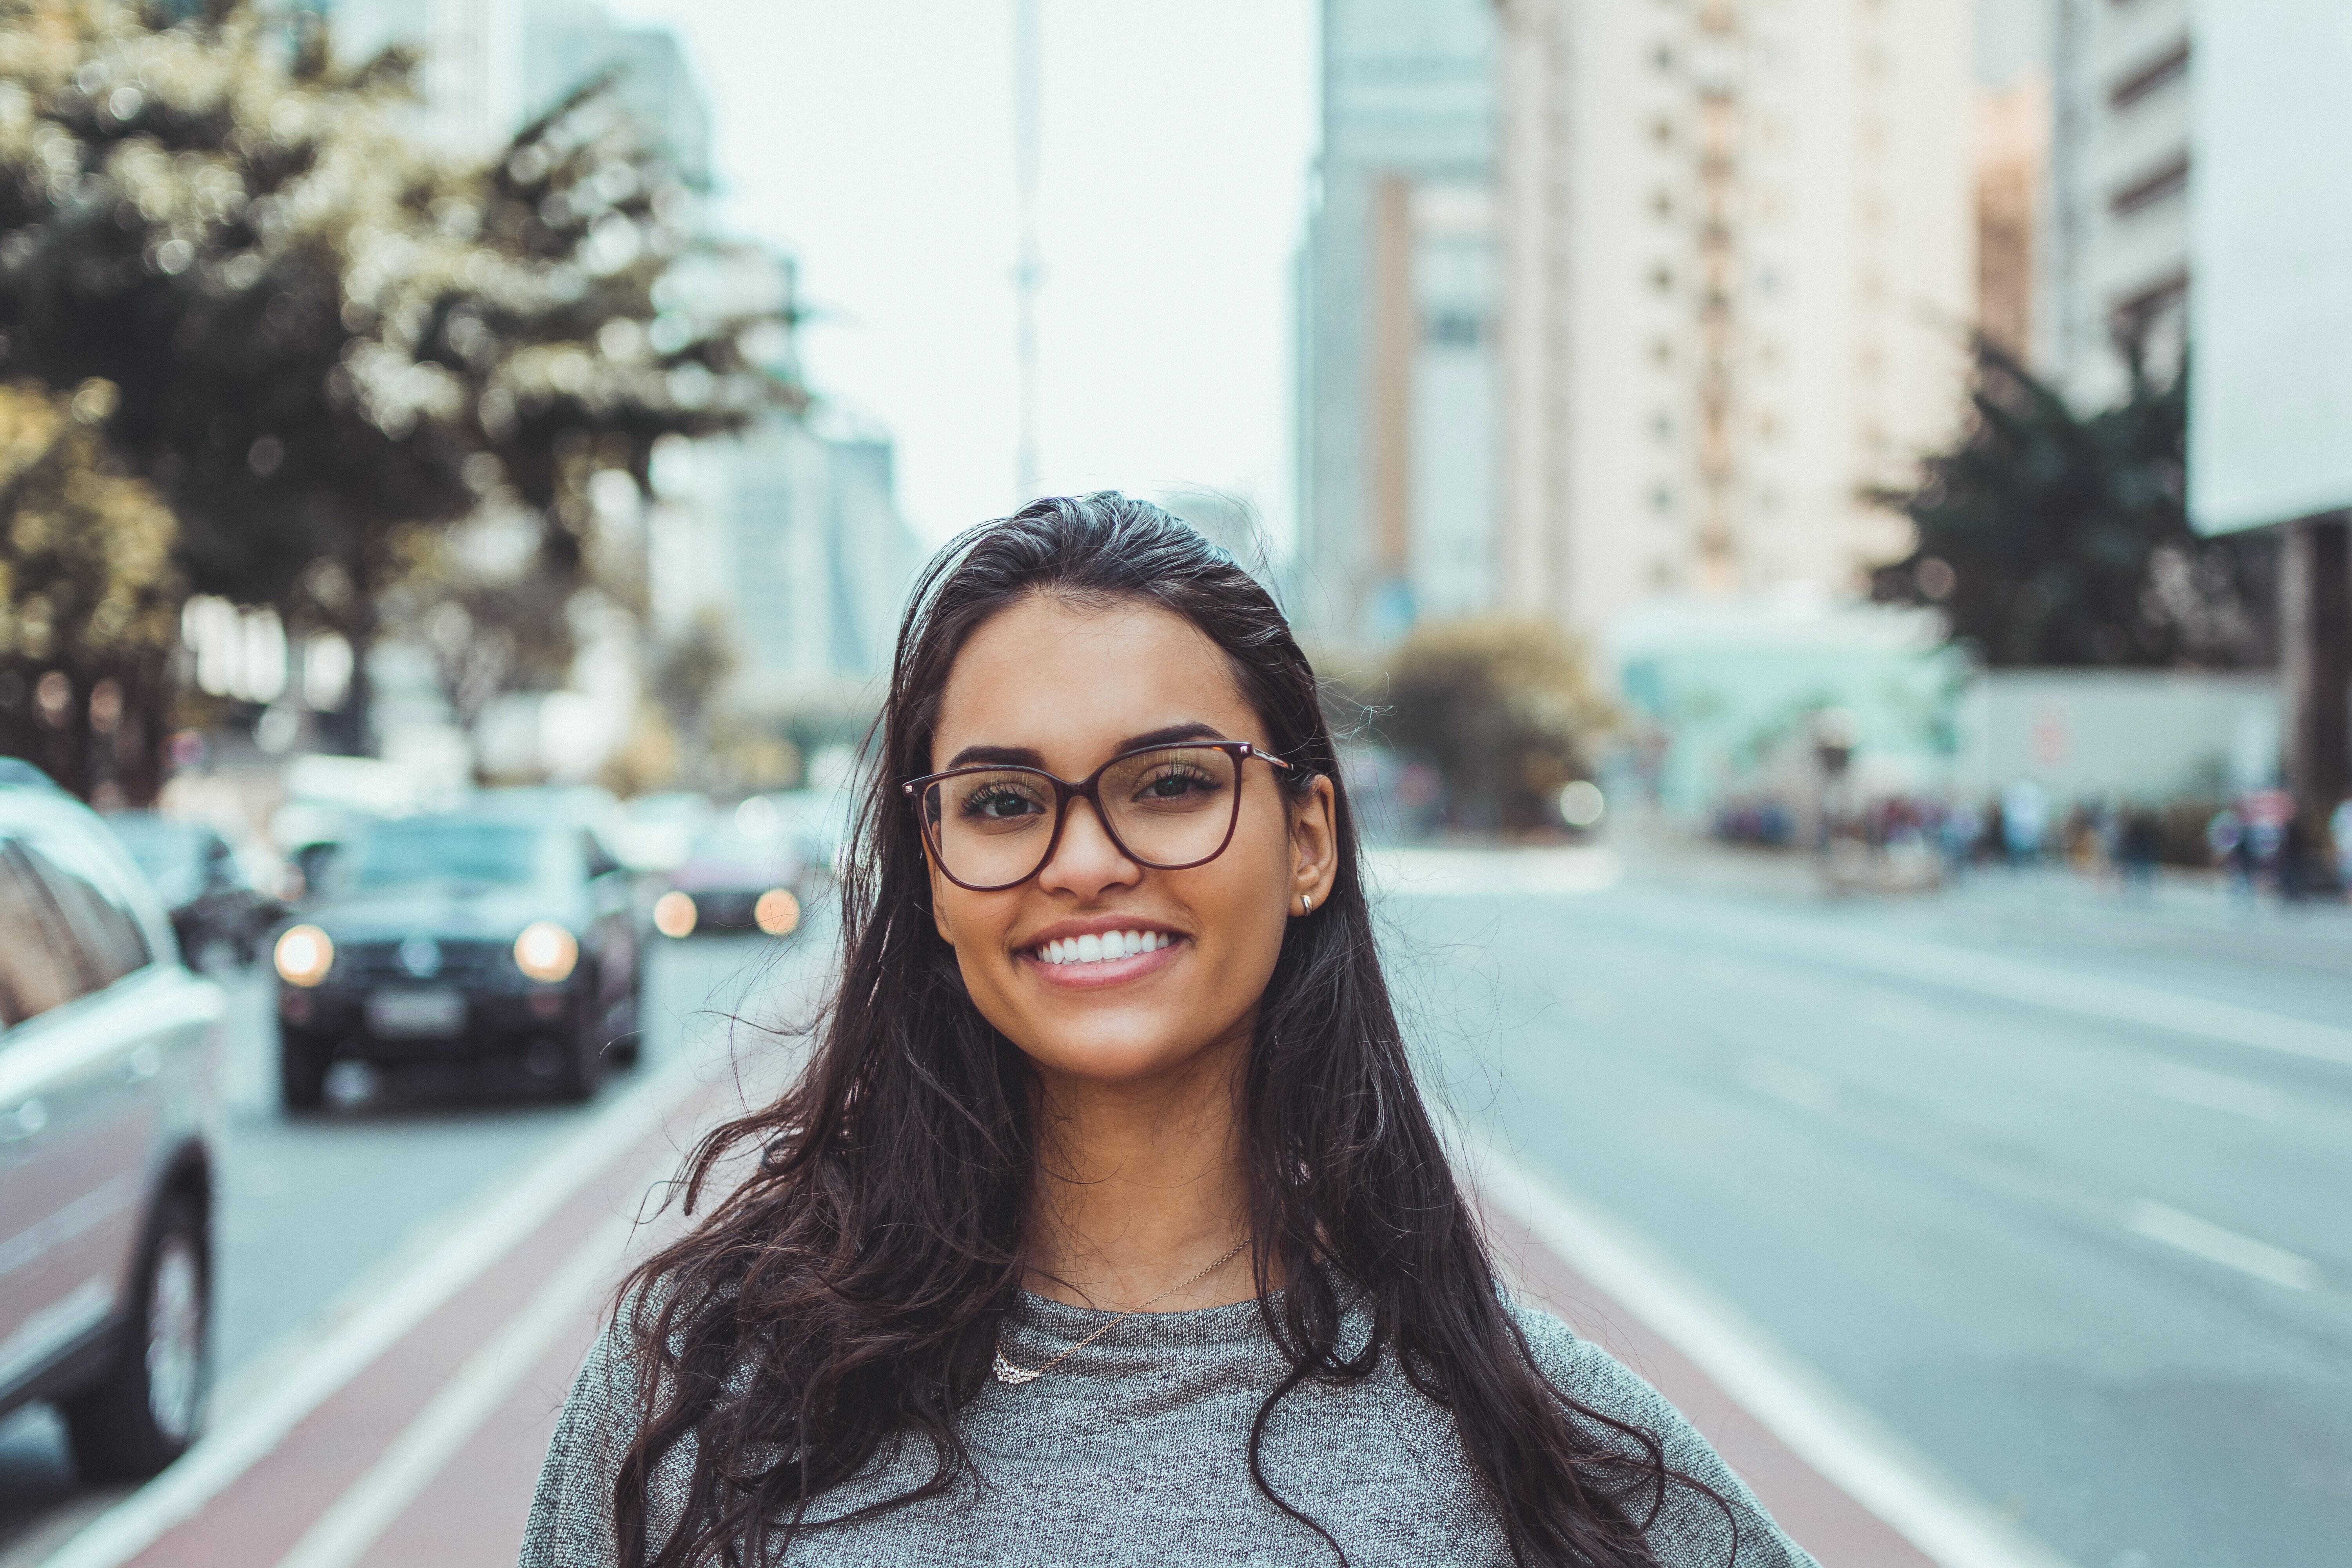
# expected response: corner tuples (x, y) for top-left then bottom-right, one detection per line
(1016, 915), (1185, 991)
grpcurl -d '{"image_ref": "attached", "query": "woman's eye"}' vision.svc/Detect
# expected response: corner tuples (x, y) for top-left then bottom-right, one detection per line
(1140, 768), (1214, 800)
(962, 786), (1043, 820)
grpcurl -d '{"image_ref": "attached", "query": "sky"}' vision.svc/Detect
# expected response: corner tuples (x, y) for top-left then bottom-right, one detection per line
(603, 0), (1321, 549)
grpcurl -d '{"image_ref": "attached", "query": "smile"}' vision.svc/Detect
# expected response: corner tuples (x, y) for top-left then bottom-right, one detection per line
(1030, 929), (1173, 966)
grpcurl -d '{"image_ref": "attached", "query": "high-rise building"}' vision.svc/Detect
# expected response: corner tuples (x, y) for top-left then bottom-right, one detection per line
(2043, 0), (2191, 408)
(325, 0), (708, 180)
(1295, 0), (1501, 651)
(1492, 0), (1973, 646)
(1975, 73), (2049, 362)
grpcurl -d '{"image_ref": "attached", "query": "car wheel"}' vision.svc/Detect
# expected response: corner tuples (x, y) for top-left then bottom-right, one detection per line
(280, 1034), (328, 1113)
(64, 1192), (209, 1483)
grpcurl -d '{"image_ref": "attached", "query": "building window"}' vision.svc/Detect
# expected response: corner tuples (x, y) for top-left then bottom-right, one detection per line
(1651, 337), (1674, 367)
(1649, 264), (1675, 292)
(1651, 484), (1675, 513)
(1652, 410), (1675, 441)
(1652, 189), (1674, 219)
(2110, 40), (2190, 109)
(2110, 153), (2189, 216)
(1424, 312), (1483, 347)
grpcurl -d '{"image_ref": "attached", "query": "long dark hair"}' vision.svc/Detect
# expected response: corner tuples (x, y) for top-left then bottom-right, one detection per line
(615, 494), (1723, 1566)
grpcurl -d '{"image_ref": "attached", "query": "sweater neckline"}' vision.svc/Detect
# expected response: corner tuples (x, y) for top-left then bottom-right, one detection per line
(1009, 1288), (1283, 1352)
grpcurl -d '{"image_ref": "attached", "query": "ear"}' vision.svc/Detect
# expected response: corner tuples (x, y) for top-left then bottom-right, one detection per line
(1288, 773), (1339, 917)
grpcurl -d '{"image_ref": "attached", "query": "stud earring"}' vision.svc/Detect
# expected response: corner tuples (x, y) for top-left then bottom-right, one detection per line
(1299, 893), (1313, 914)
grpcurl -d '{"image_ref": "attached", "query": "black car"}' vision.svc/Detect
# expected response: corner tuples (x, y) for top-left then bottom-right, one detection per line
(103, 813), (285, 966)
(272, 811), (642, 1111)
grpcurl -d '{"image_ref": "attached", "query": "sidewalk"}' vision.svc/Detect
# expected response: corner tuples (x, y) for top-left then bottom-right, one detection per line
(37, 1074), (2054, 1568)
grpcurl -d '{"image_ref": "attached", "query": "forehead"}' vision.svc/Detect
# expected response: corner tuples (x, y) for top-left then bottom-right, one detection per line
(933, 593), (1258, 773)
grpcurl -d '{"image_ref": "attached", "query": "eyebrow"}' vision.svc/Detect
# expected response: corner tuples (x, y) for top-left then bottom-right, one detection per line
(943, 721), (1230, 773)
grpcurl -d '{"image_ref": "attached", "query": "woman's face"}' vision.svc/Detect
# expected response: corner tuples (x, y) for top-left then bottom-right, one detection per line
(925, 592), (1336, 1094)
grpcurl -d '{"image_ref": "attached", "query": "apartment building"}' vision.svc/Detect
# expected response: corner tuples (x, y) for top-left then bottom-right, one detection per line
(1295, 0), (1502, 650)
(1492, 0), (1973, 644)
(2044, 0), (2192, 407)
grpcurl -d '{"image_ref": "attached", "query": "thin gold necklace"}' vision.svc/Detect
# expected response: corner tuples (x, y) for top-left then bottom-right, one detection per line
(993, 1239), (1252, 1386)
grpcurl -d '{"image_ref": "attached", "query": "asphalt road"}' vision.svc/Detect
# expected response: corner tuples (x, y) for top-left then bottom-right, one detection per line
(0, 925), (808, 1568)
(4, 849), (2347, 1568)
(1386, 845), (2352, 1568)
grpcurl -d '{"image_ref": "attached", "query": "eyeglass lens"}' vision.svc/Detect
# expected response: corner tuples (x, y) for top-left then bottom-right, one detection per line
(920, 744), (1241, 887)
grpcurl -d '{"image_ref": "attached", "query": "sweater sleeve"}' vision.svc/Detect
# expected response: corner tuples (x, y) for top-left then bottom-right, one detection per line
(1509, 1306), (1822, 1568)
(521, 1312), (654, 1568)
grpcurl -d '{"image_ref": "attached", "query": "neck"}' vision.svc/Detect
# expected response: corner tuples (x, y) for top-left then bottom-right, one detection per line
(1024, 1027), (1257, 1313)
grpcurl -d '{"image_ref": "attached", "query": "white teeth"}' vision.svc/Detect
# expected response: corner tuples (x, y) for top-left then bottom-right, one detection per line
(1034, 930), (1174, 965)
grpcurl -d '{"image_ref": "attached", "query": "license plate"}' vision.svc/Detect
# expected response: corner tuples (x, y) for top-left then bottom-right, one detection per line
(366, 989), (465, 1038)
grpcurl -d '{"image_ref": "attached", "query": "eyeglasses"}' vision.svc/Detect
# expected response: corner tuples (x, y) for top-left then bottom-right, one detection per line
(902, 740), (1293, 892)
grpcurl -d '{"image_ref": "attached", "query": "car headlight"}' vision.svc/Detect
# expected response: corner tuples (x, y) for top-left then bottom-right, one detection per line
(754, 888), (800, 936)
(652, 890), (697, 938)
(274, 924), (334, 987)
(513, 920), (579, 983)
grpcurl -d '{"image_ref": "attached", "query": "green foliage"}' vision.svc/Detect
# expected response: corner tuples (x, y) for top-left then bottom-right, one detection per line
(1870, 337), (2272, 668)
(0, 0), (800, 768)
(1382, 616), (1613, 833)
(0, 376), (177, 797)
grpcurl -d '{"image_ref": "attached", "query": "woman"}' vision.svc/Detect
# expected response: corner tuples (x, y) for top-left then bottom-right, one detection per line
(525, 494), (1815, 1567)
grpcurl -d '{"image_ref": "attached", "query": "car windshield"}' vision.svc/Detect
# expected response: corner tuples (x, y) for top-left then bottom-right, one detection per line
(333, 819), (554, 894)
(104, 816), (209, 886)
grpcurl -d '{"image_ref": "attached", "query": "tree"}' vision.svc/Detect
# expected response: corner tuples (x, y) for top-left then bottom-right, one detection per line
(0, 377), (178, 800)
(1870, 336), (2272, 668)
(1382, 616), (1613, 833)
(0, 1), (797, 779)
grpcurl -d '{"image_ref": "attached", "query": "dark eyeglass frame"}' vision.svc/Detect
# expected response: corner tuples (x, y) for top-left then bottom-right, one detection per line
(902, 740), (1294, 893)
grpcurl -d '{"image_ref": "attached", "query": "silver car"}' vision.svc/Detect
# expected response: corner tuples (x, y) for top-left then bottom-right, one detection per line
(0, 773), (221, 1480)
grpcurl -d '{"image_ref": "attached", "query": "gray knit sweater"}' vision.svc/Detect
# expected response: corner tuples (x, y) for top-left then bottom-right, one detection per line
(521, 1291), (1818, 1567)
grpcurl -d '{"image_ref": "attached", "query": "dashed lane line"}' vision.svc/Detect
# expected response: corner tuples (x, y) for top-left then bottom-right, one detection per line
(2125, 1200), (2321, 1292)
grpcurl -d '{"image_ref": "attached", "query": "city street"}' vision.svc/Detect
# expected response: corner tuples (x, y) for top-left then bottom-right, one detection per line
(0, 850), (2346, 1567)
(1387, 844), (2352, 1568)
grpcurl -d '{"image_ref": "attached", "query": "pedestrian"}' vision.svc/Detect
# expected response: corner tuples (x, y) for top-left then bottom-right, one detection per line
(522, 495), (1813, 1567)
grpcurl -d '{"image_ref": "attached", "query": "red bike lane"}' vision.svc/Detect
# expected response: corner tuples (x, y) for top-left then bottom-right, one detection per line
(45, 1082), (2030, 1568)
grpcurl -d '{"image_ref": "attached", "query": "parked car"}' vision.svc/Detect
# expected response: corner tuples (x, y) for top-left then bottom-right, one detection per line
(273, 809), (642, 1111)
(0, 776), (223, 1481)
(103, 813), (286, 967)
(651, 806), (809, 940)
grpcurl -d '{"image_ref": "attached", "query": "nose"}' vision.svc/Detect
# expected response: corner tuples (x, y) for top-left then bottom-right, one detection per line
(1036, 794), (1141, 899)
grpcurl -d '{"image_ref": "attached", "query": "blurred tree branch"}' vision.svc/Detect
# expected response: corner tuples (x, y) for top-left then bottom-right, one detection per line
(0, 376), (178, 799)
(1383, 616), (1613, 834)
(0, 0), (802, 780)
(1869, 335), (2274, 668)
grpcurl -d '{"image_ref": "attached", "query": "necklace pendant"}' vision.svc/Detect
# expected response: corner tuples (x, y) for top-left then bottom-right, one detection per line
(992, 1348), (1042, 1386)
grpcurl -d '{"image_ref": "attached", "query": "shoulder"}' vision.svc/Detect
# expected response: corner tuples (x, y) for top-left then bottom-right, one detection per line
(522, 1298), (691, 1568)
(1501, 1304), (1823, 1568)
(1505, 1304), (1686, 1436)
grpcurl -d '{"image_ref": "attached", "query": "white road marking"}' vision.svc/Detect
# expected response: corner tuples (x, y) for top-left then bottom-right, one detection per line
(2147, 1063), (2288, 1122)
(1365, 846), (1624, 897)
(41, 1053), (708, 1568)
(270, 1208), (643, 1568)
(2125, 1201), (2319, 1292)
(1456, 1120), (2084, 1568)
(1634, 900), (2352, 1071)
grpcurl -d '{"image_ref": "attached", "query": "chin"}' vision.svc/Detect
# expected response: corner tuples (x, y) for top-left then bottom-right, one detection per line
(1024, 1026), (1221, 1087)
